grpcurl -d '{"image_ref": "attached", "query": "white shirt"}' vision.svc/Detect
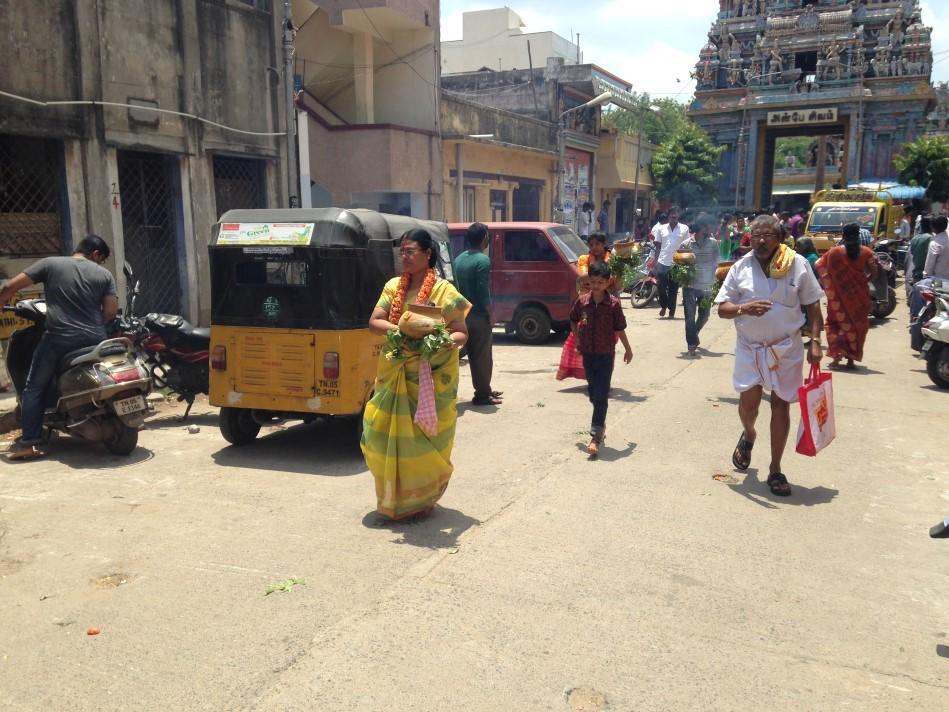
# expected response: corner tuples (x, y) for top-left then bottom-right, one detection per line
(576, 210), (593, 237)
(650, 221), (665, 242)
(656, 223), (692, 266)
(899, 218), (912, 241)
(714, 252), (824, 345)
(924, 231), (949, 280)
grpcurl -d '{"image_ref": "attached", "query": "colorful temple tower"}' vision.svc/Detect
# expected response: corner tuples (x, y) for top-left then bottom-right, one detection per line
(689, 1), (937, 209)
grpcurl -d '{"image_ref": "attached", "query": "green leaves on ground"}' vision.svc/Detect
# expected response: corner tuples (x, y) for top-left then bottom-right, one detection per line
(265, 578), (306, 595)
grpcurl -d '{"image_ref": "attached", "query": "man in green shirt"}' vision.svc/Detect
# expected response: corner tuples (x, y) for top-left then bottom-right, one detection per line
(454, 223), (502, 406)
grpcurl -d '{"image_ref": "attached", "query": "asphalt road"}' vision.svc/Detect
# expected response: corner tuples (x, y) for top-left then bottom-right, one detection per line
(1, 297), (947, 711)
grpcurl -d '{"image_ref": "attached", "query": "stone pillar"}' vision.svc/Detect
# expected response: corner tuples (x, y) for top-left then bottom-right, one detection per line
(354, 32), (375, 124)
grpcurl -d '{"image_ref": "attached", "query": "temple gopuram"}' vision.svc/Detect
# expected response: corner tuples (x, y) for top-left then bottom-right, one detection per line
(688, 0), (937, 210)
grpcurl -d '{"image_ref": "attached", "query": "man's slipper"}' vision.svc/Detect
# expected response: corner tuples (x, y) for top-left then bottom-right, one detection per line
(491, 390), (504, 398)
(471, 396), (502, 406)
(732, 433), (754, 471)
(7, 444), (46, 461)
(767, 472), (792, 497)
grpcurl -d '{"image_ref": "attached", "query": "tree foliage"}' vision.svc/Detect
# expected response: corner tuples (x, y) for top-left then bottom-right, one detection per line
(893, 135), (949, 203)
(651, 122), (724, 208)
(602, 96), (689, 146)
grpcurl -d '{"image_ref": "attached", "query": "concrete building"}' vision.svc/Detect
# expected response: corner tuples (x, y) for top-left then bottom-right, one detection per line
(441, 7), (580, 76)
(441, 96), (558, 223)
(1, 0), (288, 324)
(291, 0), (442, 218)
(689, 0), (937, 210)
(596, 129), (656, 235)
(441, 59), (639, 231)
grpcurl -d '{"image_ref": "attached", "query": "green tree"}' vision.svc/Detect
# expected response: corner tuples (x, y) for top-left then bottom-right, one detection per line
(893, 135), (949, 202)
(602, 96), (689, 146)
(651, 122), (724, 208)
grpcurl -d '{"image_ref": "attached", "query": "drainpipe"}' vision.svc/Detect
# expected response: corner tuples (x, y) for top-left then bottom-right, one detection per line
(456, 143), (464, 222)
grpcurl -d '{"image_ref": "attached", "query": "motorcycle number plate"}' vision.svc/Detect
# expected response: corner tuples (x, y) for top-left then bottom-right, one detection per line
(114, 395), (146, 416)
(921, 341), (933, 353)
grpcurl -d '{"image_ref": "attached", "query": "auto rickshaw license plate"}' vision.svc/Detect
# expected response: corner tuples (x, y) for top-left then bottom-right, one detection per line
(114, 396), (146, 416)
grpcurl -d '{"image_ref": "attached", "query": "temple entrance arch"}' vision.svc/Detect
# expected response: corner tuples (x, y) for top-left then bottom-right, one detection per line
(754, 116), (850, 211)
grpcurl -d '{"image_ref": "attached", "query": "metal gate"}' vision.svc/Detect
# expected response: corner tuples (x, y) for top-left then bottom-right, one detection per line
(117, 151), (182, 315)
(0, 134), (65, 257)
(213, 156), (266, 219)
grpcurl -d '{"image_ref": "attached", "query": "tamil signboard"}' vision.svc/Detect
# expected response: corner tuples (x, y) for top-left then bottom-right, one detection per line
(767, 107), (839, 127)
(217, 223), (314, 246)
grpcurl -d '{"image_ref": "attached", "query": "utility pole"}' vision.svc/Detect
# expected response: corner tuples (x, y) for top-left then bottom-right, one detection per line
(283, 0), (299, 208)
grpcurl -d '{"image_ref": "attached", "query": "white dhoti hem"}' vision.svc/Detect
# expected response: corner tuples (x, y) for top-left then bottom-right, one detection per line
(733, 333), (805, 403)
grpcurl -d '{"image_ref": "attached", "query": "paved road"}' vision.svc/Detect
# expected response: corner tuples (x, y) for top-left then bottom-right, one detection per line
(1, 298), (947, 711)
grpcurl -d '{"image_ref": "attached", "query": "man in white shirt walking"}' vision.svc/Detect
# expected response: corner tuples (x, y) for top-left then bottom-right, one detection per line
(923, 215), (949, 281)
(654, 208), (691, 319)
(715, 215), (824, 497)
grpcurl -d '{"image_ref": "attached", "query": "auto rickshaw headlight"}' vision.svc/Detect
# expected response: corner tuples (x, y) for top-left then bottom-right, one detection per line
(211, 345), (227, 370)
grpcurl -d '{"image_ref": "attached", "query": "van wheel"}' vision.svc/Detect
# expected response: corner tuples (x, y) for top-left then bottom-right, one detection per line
(220, 407), (261, 446)
(514, 307), (551, 345)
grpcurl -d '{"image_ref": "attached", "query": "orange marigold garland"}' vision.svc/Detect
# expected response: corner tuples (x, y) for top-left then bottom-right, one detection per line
(388, 268), (437, 325)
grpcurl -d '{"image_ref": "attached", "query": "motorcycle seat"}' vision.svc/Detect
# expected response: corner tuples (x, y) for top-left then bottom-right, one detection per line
(145, 314), (210, 347)
(58, 341), (129, 371)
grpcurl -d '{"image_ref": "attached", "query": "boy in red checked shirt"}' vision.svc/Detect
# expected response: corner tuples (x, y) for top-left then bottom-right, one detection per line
(569, 261), (633, 458)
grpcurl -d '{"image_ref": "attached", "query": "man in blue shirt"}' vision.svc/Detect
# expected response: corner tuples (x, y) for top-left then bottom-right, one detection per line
(680, 213), (720, 357)
(454, 223), (502, 406)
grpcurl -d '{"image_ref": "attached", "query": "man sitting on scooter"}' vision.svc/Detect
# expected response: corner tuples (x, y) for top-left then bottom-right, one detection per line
(0, 235), (118, 460)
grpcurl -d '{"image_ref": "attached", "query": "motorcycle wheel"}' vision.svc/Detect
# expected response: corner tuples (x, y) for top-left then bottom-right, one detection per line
(926, 345), (949, 389)
(220, 407), (261, 446)
(871, 287), (897, 319)
(630, 280), (657, 308)
(104, 420), (139, 455)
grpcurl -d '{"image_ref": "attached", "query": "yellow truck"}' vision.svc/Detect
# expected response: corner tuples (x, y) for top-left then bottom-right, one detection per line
(804, 189), (902, 254)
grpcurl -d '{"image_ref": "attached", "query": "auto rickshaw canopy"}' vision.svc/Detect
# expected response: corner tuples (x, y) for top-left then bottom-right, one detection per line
(209, 208), (452, 330)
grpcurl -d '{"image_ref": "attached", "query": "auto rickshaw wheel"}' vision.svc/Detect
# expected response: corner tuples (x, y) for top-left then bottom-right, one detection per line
(220, 407), (261, 446)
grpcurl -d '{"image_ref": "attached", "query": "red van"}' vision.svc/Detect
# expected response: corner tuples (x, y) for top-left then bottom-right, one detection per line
(447, 222), (583, 344)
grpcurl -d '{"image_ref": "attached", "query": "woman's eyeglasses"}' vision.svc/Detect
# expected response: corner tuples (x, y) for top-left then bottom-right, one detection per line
(399, 248), (422, 257)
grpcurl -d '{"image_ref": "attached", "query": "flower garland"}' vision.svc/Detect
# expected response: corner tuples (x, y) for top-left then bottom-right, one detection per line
(388, 268), (437, 325)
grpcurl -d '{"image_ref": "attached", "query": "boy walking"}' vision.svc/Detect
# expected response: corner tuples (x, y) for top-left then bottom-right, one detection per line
(569, 261), (633, 457)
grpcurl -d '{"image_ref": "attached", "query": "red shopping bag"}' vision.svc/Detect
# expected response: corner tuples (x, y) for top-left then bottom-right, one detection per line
(795, 364), (835, 457)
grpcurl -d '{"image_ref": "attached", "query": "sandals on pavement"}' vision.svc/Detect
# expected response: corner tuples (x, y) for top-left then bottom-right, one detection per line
(587, 438), (600, 458)
(7, 443), (46, 461)
(732, 433), (754, 471)
(767, 472), (792, 497)
(471, 395), (503, 406)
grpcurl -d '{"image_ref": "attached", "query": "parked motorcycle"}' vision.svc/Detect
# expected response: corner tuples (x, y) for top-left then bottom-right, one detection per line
(3, 299), (151, 455)
(870, 251), (897, 319)
(111, 265), (210, 419)
(626, 263), (659, 308)
(919, 280), (949, 389)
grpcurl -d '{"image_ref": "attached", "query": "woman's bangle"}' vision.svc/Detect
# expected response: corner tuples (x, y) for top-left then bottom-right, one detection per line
(736, 304), (743, 316)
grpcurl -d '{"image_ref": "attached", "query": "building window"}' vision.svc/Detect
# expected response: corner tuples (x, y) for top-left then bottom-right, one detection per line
(490, 189), (507, 222)
(235, 0), (272, 11)
(0, 135), (65, 257)
(463, 188), (475, 222)
(213, 156), (267, 219)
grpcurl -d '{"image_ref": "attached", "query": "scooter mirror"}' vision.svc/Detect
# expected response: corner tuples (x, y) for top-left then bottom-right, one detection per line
(123, 261), (134, 281)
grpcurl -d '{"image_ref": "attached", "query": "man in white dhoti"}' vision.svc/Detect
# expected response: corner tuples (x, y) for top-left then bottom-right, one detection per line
(715, 216), (824, 497)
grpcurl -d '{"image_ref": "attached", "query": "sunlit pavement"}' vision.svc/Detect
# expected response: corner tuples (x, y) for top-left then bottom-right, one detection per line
(1, 297), (947, 711)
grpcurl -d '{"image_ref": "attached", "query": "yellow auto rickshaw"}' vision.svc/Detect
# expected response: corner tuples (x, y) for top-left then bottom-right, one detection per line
(208, 208), (455, 445)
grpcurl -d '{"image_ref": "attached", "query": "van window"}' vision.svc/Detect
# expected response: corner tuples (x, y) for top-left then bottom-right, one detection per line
(503, 230), (558, 262)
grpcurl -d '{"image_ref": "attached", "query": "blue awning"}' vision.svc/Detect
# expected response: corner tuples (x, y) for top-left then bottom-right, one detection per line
(847, 182), (927, 200)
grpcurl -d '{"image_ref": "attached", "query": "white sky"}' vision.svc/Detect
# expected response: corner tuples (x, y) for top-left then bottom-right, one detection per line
(441, 1), (949, 99)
